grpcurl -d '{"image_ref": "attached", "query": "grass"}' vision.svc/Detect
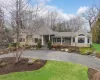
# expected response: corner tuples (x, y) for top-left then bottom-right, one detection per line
(0, 61), (88, 80)
(92, 43), (100, 53)
(79, 47), (93, 55)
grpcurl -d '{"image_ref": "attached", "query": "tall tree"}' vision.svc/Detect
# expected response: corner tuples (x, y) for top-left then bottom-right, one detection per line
(92, 13), (100, 43)
(81, 5), (99, 31)
(0, 8), (6, 48)
(0, 0), (32, 63)
(0, 0), (48, 63)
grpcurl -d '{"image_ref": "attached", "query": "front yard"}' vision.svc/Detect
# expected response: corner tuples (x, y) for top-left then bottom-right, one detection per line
(0, 60), (88, 80)
(92, 43), (100, 52)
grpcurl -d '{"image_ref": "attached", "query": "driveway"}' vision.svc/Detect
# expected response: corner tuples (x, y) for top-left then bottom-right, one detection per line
(0, 50), (100, 70)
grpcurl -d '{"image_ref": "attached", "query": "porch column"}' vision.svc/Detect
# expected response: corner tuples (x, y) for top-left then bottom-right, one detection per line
(49, 35), (50, 41)
(42, 35), (44, 45)
(52, 38), (53, 45)
(61, 37), (63, 45)
(85, 37), (87, 44)
(90, 37), (92, 44)
(71, 37), (73, 46)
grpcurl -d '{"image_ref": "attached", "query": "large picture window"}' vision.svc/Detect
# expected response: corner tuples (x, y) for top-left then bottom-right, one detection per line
(19, 38), (25, 42)
(78, 38), (85, 43)
(53, 38), (56, 42)
(78, 34), (85, 36)
(88, 38), (90, 43)
(57, 38), (61, 42)
(35, 38), (38, 43)
(73, 37), (75, 43)
(19, 38), (23, 42)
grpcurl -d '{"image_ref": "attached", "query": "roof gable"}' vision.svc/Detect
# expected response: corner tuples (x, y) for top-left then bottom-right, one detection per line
(72, 28), (91, 37)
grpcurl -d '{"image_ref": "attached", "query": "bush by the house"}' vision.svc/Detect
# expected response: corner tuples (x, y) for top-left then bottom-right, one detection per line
(36, 40), (42, 48)
(52, 44), (62, 50)
(61, 45), (68, 48)
(25, 45), (32, 49)
(79, 47), (93, 55)
(8, 43), (21, 51)
(47, 40), (52, 49)
(0, 62), (7, 68)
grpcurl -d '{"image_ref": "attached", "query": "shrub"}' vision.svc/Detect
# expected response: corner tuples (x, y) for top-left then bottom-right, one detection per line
(79, 48), (93, 55)
(0, 62), (7, 68)
(47, 40), (52, 49)
(36, 40), (42, 48)
(61, 45), (67, 48)
(52, 44), (62, 50)
(25, 45), (33, 50)
(8, 43), (21, 51)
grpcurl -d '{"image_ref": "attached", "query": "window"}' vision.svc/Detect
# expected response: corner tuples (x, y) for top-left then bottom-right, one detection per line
(19, 38), (23, 42)
(19, 38), (25, 42)
(35, 38), (38, 43)
(62, 38), (65, 42)
(78, 34), (85, 36)
(23, 38), (25, 42)
(63, 38), (70, 42)
(88, 38), (90, 43)
(53, 38), (56, 42)
(57, 38), (61, 42)
(78, 38), (85, 43)
(73, 37), (75, 43)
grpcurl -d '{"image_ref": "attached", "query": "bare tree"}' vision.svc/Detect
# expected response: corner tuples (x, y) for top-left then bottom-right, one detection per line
(0, 8), (5, 48)
(67, 16), (85, 32)
(0, 0), (49, 63)
(0, 0), (31, 63)
(54, 16), (85, 32)
(81, 6), (99, 31)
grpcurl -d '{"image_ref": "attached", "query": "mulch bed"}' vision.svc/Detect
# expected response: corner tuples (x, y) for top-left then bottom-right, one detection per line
(88, 68), (99, 80)
(96, 53), (100, 59)
(0, 57), (47, 75)
(0, 57), (99, 80)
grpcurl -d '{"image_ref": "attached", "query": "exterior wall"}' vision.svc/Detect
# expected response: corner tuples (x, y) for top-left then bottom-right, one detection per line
(13, 32), (27, 46)
(13, 29), (92, 47)
(26, 34), (41, 46)
(52, 42), (71, 45)
(13, 33), (41, 46)
(20, 42), (26, 46)
(71, 30), (92, 47)
(20, 33), (27, 46)
(72, 43), (91, 47)
(26, 38), (33, 45)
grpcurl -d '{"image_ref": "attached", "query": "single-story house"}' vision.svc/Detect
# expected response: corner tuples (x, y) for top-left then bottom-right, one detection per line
(13, 26), (92, 47)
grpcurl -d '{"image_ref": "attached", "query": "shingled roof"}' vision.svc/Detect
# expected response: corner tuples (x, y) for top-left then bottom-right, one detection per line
(54, 32), (75, 37)
(19, 26), (91, 37)
(36, 26), (75, 37)
(37, 26), (55, 35)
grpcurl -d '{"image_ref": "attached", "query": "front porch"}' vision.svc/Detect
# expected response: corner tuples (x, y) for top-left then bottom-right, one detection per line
(41, 35), (72, 46)
(41, 35), (53, 46)
(52, 37), (71, 45)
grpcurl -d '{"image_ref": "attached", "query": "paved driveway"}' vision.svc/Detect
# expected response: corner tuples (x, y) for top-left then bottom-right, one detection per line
(0, 50), (100, 70)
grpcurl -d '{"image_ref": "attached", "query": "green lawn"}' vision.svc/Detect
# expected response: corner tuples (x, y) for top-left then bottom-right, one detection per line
(92, 43), (100, 52)
(0, 61), (88, 80)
